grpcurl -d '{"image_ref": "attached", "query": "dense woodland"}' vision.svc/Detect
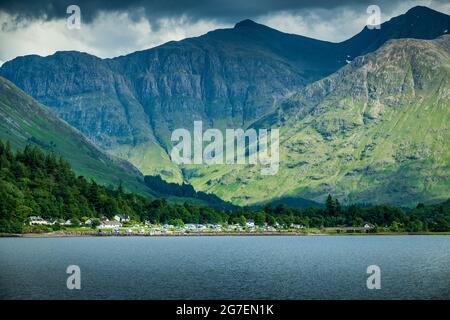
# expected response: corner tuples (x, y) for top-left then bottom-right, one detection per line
(0, 140), (449, 233)
(144, 175), (233, 208)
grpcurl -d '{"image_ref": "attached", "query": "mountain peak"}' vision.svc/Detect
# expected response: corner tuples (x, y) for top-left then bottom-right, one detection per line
(234, 19), (260, 29)
(405, 5), (440, 15)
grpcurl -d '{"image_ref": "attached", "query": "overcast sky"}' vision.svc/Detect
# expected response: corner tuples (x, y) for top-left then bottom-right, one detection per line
(0, 0), (449, 65)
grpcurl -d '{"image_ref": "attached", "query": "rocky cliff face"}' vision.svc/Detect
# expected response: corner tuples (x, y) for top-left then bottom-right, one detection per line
(0, 21), (317, 179)
(0, 23), (298, 179)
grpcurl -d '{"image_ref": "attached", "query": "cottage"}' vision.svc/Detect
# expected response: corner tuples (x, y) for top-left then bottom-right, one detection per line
(114, 214), (130, 222)
(246, 219), (255, 228)
(29, 216), (50, 225)
(98, 221), (122, 229)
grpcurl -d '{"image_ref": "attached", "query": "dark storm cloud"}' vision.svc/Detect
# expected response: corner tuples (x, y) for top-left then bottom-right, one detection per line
(0, 0), (437, 25)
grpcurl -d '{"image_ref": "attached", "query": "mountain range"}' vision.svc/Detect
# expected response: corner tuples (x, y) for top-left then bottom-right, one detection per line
(0, 6), (449, 207)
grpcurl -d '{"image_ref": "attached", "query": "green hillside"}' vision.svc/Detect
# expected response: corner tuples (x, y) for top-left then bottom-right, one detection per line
(0, 76), (156, 196)
(0, 76), (236, 208)
(190, 36), (450, 207)
(2, 141), (448, 234)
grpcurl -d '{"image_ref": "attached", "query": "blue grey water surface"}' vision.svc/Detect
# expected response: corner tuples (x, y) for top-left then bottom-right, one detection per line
(0, 236), (449, 299)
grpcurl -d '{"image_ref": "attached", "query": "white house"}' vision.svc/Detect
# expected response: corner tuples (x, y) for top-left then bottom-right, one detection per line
(29, 216), (50, 225)
(246, 219), (255, 228)
(114, 214), (130, 222)
(185, 224), (197, 231)
(98, 221), (122, 229)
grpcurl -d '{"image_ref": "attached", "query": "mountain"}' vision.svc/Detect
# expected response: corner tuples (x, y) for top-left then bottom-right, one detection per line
(0, 76), (233, 208)
(0, 76), (154, 196)
(1, 6), (448, 183)
(190, 35), (450, 207)
(0, 24), (307, 181)
(341, 6), (450, 56)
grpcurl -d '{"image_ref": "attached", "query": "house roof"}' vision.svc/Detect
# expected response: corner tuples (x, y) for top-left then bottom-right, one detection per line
(30, 216), (44, 221)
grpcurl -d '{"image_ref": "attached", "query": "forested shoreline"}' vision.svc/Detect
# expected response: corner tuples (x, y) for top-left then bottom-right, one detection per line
(0, 140), (449, 234)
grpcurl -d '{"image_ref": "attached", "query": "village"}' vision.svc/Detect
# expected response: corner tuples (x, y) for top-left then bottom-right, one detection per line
(26, 214), (375, 236)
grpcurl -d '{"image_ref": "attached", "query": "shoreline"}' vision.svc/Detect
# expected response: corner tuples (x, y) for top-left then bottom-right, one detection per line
(1, 231), (450, 238)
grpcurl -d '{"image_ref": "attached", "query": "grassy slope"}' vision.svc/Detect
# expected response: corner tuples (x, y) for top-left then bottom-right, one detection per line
(0, 76), (155, 196)
(41, 89), (185, 184)
(187, 36), (450, 207)
(111, 142), (183, 183)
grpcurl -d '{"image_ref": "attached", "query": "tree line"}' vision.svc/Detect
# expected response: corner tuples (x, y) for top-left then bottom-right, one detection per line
(0, 140), (449, 233)
(144, 175), (233, 209)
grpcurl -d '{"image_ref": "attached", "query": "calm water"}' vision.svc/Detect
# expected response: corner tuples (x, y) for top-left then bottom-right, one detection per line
(0, 236), (449, 300)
